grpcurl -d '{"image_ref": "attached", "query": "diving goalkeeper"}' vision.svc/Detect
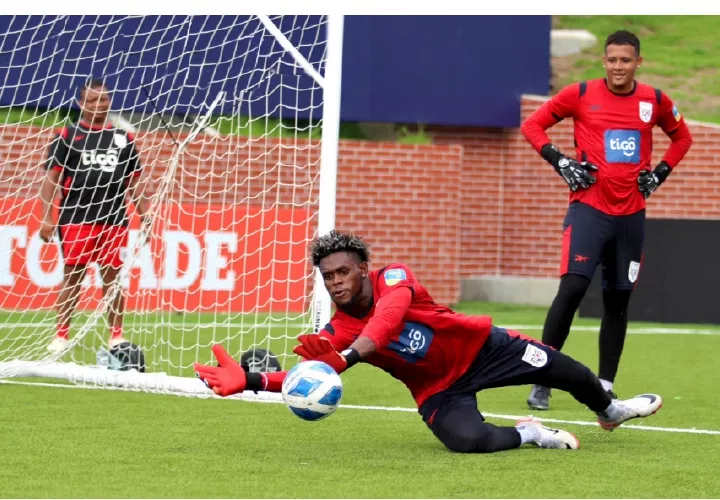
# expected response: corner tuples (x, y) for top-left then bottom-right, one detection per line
(194, 230), (662, 453)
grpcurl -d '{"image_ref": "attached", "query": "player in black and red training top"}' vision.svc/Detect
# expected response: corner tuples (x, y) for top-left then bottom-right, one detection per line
(38, 79), (151, 353)
(520, 30), (693, 411)
(194, 230), (663, 453)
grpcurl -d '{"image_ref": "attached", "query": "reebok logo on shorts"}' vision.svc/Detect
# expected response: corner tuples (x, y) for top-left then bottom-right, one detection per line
(521, 344), (548, 368)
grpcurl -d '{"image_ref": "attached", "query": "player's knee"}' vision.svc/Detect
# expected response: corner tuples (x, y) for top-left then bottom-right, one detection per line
(441, 424), (508, 454)
(575, 358), (598, 387)
(442, 427), (486, 453)
(557, 274), (590, 304)
(602, 289), (632, 315)
(555, 350), (598, 389)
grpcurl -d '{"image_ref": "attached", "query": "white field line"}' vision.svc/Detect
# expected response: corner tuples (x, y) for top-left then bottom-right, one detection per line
(0, 322), (719, 335)
(2, 379), (719, 436)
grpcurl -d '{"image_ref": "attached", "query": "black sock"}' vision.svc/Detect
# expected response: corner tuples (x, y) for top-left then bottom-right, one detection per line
(598, 289), (632, 383)
(541, 274), (591, 351)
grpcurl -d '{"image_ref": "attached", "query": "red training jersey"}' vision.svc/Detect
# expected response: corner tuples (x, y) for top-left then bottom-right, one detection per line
(319, 263), (492, 409)
(521, 78), (693, 216)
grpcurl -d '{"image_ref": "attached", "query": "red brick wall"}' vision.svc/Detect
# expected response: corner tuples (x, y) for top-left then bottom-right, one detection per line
(3, 97), (716, 306)
(0, 126), (463, 305)
(430, 95), (720, 280)
(334, 141), (462, 303)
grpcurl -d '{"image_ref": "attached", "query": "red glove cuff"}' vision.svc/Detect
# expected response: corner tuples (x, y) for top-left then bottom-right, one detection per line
(263, 371), (286, 392)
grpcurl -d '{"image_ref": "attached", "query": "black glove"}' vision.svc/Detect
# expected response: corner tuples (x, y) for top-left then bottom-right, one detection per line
(638, 161), (672, 199)
(541, 144), (598, 192)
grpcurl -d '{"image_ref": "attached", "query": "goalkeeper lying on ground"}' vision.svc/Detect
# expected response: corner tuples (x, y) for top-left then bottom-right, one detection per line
(194, 230), (662, 453)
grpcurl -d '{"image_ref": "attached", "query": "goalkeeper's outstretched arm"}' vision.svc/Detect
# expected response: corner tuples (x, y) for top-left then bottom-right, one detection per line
(194, 345), (287, 397)
(246, 370), (286, 393)
(195, 320), (366, 397)
(292, 286), (413, 372)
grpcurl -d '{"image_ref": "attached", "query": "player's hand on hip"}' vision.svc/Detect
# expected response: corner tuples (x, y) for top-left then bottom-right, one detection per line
(637, 169), (660, 198)
(555, 157), (598, 192)
(39, 222), (55, 243)
(540, 144), (597, 192)
(193, 344), (247, 397)
(638, 162), (672, 199)
(293, 334), (348, 374)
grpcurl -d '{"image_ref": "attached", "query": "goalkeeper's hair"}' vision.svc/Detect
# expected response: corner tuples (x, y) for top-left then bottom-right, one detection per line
(311, 230), (371, 267)
(79, 78), (109, 97)
(605, 30), (640, 56)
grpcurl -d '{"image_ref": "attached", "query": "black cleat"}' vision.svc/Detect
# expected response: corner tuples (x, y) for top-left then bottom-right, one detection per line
(527, 384), (552, 411)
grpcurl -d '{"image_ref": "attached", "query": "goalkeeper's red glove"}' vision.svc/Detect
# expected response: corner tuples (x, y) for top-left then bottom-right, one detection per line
(193, 344), (247, 397)
(292, 334), (348, 374)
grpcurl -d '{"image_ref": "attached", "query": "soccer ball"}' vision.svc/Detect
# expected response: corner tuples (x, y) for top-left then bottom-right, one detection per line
(281, 360), (343, 421)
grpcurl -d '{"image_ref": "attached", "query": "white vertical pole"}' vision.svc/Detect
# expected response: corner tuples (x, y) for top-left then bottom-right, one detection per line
(313, 14), (344, 334)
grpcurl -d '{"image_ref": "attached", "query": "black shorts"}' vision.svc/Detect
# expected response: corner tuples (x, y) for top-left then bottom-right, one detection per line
(560, 201), (645, 291)
(419, 327), (556, 428)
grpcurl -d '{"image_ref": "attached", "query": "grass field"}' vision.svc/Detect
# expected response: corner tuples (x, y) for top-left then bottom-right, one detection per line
(1, 302), (719, 498)
(554, 15), (720, 123)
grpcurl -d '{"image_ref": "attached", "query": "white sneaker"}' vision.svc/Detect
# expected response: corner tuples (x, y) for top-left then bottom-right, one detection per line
(47, 336), (69, 353)
(108, 336), (128, 348)
(597, 393), (663, 431)
(516, 417), (580, 449)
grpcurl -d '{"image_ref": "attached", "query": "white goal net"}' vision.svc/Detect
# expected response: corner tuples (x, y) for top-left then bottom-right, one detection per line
(0, 14), (342, 397)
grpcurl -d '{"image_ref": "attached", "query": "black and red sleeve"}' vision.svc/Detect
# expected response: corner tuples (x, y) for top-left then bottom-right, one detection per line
(45, 127), (70, 173)
(125, 132), (143, 178)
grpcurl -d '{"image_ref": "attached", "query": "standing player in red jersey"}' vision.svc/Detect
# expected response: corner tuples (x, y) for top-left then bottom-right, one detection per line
(194, 230), (663, 454)
(520, 30), (693, 411)
(38, 79), (151, 353)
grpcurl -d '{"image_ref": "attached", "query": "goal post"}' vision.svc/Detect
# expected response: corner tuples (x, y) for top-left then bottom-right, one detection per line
(314, 14), (344, 335)
(0, 14), (343, 397)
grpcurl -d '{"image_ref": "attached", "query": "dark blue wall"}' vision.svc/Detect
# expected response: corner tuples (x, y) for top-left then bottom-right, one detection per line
(342, 16), (551, 127)
(0, 15), (550, 128)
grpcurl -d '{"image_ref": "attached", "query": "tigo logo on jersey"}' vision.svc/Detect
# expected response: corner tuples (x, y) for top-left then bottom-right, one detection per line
(81, 149), (119, 172)
(604, 130), (641, 164)
(388, 322), (433, 363)
(384, 268), (406, 286)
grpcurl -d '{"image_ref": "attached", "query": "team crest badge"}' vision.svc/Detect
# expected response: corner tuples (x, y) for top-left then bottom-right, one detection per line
(521, 344), (547, 368)
(639, 102), (653, 123)
(628, 261), (641, 283)
(113, 133), (127, 149)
